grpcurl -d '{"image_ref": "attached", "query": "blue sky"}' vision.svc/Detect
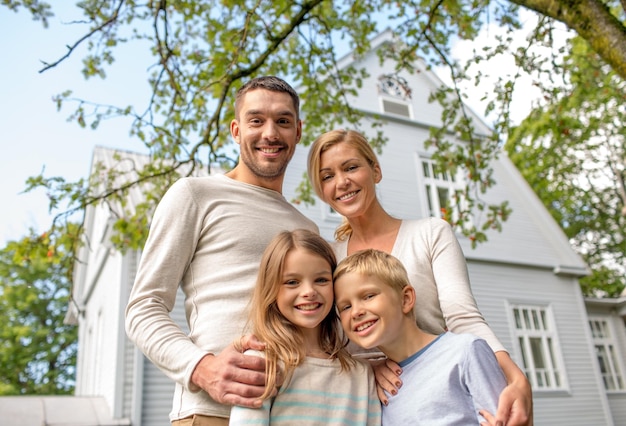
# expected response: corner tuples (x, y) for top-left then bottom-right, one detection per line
(0, 5), (549, 247)
(1, 4), (149, 245)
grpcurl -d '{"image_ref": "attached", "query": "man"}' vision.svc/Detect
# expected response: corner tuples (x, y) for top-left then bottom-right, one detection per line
(125, 76), (318, 425)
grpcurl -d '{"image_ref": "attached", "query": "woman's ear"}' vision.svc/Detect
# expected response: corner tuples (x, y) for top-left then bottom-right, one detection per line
(373, 163), (382, 184)
(401, 285), (416, 314)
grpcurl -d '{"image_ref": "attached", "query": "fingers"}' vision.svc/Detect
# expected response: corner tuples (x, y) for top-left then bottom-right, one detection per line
(192, 344), (271, 407)
(371, 358), (403, 405)
(479, 409), (498, 426)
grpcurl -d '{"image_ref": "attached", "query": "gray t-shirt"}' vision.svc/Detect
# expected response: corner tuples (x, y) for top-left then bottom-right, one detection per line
(382, 332), (507, 425)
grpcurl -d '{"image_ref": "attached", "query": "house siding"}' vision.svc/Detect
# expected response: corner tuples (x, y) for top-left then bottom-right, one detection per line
(468, 263), (611, 425)
(137, 287), (188, 426)
(68, 30), (623, 426)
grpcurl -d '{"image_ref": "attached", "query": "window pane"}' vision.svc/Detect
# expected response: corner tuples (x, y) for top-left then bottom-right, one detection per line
(422, 161), (430, 178)
(514, 309), (521, 329)
(523, 309), (531, 329)
(425, 184), (434, 215)
(532, 310), (540, 330)
(530, 338), (545, 368)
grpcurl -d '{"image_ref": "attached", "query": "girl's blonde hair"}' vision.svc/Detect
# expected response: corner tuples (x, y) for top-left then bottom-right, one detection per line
(250, 229), (354, 399)
(307, 129), (381, 241)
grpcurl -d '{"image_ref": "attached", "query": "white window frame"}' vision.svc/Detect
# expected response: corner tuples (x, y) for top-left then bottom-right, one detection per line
(588, 316), (625, 392)
(416, 155), (470, 228)
(508, 303), (568, 391)
(377, 74), (413, 119)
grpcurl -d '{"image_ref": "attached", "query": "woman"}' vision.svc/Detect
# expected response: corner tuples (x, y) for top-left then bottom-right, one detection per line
(307, 129), (532, 426)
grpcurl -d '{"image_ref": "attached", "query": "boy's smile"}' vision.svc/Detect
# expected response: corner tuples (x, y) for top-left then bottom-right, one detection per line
(334, 272), (404, 351)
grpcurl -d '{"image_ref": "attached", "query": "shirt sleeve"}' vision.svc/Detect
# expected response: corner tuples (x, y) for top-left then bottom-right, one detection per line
(428, 218), (506, 353)
(463, 338), (508, 422)
(125, 178), (209, 391)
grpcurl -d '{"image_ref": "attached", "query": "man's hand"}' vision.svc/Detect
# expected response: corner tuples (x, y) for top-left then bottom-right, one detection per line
(191, 334), (270, 408)
(371, 358), (402, 405)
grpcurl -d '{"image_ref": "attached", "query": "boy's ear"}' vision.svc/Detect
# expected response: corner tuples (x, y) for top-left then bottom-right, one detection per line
(401, 285), (416, 314)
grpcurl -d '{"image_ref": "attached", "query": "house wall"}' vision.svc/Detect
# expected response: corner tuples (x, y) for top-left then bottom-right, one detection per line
(74, 202), (127, 416)
(585, 303), (626, 425)
(282, 47), (611, 424)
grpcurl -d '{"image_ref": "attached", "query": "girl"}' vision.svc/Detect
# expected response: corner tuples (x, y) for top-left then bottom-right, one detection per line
(229, 229), (381, 425)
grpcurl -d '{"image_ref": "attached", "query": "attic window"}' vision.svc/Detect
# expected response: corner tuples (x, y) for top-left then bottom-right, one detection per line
(378, 74), (412, 118)
(378, 74), (411, 100)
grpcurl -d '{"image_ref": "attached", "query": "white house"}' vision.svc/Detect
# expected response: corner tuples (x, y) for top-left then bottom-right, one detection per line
(3, 29), (624, 426)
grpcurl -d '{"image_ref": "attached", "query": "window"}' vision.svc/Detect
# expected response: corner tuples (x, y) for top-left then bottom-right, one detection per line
(510, 304), (567, 390)
(378, 74), (412, 118)
(589, 317), (624, 391)
(420, 158), (466, 225)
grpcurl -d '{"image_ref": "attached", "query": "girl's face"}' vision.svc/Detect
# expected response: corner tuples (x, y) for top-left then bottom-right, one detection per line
(318, 142), (381, 219)
(276, 247), (334, 335)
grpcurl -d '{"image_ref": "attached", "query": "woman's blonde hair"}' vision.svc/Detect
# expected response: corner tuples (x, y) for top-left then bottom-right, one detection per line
(249, 229), (354, 399)
(307, 129), (381, 241)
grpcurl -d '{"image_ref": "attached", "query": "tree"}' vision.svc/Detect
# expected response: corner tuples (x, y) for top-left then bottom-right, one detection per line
(0, 225), (78, 394)
(506, 35), (626, 297)
(4, 1), (625, 284)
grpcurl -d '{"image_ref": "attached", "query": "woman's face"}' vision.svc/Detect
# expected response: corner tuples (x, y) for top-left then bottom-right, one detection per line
(318, 142), (381, 219)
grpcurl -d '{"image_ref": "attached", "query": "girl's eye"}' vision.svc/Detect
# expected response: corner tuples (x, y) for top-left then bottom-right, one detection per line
(284, 279), (299, 286)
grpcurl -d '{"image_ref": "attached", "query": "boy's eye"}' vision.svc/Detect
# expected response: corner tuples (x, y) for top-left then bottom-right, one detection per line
(338, 304), (351, 312)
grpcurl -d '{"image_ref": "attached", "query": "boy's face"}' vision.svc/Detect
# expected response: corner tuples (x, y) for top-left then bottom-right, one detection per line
(334, 271), (405, 350)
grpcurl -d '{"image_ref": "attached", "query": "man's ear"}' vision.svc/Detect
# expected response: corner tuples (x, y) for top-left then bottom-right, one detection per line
(296, 119), (302, 144)
(230, 119), (241, 144)
(401, 285), (416, 315)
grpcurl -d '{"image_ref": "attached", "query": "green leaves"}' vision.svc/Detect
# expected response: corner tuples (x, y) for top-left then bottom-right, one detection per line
(0, 226), (78, 394)
(506, 35), (626, 297)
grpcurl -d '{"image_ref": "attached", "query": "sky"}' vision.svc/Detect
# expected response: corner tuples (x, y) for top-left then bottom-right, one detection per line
(1, 4), (150, 245)
(0, 5), (561, 247)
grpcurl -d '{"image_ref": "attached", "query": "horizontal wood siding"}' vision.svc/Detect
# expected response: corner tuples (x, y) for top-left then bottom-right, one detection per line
(468, 262), (610, 425)
(139, 288), (188, 426)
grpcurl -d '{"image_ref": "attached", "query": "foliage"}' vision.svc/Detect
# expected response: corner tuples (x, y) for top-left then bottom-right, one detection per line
(506, 35), (626, 297)
(4, 1), (626, 293)
(0, 225), (78, 394)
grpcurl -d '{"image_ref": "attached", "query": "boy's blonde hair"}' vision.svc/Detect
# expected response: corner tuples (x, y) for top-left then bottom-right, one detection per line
(334, 249), (415, 319)
(249, 229), (354, 399)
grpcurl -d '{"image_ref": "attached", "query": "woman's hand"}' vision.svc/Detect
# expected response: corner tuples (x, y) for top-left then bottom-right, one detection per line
(494, 352), (533, 425)
(370, 357), (402, 405)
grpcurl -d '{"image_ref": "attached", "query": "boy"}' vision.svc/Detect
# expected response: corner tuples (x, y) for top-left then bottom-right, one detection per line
(334, 248), (507, 425)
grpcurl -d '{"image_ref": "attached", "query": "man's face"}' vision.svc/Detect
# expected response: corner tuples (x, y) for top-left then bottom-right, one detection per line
(230, 89), (301, 186)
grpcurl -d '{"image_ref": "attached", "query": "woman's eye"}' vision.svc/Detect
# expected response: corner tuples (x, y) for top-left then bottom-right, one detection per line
(321, 174), (333, 181)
